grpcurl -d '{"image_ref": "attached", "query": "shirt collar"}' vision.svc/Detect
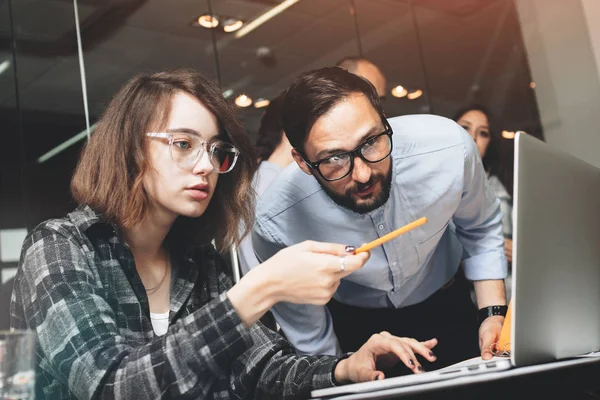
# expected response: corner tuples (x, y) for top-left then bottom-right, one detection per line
(68, 205), (119, 234)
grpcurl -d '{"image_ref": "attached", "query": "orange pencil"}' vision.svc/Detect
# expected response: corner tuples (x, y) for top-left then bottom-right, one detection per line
(353, 217), (428, 254)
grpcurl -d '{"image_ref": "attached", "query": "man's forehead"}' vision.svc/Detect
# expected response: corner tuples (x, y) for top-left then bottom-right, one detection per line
(308, 95), (379, 136)
(305, 97), (383, 157)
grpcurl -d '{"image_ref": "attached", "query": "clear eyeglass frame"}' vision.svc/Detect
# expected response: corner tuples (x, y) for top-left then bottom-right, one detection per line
(146, 132), (240, 174)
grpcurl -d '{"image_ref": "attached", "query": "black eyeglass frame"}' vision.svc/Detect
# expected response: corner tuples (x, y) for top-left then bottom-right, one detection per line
(302, 119), (394, 182)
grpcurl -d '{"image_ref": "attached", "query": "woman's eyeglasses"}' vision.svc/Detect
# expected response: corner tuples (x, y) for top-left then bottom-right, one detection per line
(146, 132), (240, 174)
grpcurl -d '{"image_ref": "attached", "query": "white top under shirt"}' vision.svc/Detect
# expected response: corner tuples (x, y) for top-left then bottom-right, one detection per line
(150, 311), (169, 336)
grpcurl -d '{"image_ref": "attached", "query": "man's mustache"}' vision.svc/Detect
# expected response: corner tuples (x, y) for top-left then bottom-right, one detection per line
(346, 175), (380, 195)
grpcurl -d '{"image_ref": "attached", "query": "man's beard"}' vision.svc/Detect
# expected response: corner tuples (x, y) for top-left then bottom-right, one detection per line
(318, 167), (392, 214)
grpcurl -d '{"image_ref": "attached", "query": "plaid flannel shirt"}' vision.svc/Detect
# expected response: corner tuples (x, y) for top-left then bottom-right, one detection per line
(10, 206), (339, 399)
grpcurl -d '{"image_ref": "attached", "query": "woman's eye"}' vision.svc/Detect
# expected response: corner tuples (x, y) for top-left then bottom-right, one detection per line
(479, 131), (490, 138)
(174, 141), (191, 149)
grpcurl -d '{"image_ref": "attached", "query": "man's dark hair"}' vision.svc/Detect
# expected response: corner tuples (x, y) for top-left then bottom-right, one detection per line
(282, 66), (385, 155)
(255, 92), (286, 161)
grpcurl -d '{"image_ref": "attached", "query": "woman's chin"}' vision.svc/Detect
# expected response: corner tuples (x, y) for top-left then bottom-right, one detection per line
(177, 205), (208, 219)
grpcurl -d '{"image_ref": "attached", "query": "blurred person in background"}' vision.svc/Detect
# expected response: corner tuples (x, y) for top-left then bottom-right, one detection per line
(239, 92), (293, 277)
(337, 56), (387, 99)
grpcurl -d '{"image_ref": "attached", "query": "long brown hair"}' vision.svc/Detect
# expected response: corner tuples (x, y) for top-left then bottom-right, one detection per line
(71, 69), (257, 252)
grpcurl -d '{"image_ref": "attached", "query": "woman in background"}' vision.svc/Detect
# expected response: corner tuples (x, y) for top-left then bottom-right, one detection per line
(11, 69), (437, 399)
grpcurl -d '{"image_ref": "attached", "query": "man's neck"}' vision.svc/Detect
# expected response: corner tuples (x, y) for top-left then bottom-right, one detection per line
(267, 144), (294, 169)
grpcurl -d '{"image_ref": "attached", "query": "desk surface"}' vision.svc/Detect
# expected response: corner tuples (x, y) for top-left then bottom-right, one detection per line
(312, 356), (600, 400)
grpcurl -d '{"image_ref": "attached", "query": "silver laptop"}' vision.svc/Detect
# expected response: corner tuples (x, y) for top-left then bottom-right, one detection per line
(510, 131), (600, 365)
(311, 132), (600, 399)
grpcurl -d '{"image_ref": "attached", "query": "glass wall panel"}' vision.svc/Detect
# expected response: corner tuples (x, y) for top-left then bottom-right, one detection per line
(412, 0), (543, 200)
(353, 0), (431, 118)
(0, 0), (23, 294)
(412, 0), (541, 132)
(0, 0), (92, 326)
(211, 0), (359, 137)
(6, 0), (90, 231)
(78, 0), (217, 121)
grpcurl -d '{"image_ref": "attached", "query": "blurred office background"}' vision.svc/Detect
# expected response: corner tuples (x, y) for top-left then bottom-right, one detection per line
(2, 0), (600, 284)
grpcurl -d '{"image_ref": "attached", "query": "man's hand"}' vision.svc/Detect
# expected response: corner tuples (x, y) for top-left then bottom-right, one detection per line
(479, 315), (504, 360)
(473, 279), (507, 359)
(334, 332), (438, 383)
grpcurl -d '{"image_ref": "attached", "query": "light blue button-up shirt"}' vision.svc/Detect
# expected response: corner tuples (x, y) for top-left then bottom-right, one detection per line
(252, 114), (507, 356)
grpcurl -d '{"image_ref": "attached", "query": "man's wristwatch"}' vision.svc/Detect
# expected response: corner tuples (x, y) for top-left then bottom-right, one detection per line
(477, 305), (508, 326)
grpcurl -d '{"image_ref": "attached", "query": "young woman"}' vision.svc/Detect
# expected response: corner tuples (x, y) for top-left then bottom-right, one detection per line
(11, 69), (437, 399)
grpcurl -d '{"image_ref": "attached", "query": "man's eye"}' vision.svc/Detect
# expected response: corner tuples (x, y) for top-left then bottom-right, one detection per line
(324, 154), (347, 165)
(364, 136), (378, 147)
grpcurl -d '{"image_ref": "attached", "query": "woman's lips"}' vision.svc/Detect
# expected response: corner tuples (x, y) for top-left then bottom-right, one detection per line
(186, 188), (209, 200)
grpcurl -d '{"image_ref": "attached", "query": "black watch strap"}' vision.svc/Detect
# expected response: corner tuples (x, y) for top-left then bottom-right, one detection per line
(477, 305), (508, 325)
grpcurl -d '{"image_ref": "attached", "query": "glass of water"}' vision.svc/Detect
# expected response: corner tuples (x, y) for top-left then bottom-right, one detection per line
(0, 331), (35, 400)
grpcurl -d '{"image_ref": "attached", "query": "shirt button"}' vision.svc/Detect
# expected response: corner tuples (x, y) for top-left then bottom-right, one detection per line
(378, 224), (384, 230)
(392, 262), (397, 267)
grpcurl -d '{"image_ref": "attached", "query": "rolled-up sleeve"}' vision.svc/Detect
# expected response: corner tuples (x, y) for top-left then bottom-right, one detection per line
(235, 322), (340, 398)
(252, 217), (284, 264)
(453, 127), (508, 281)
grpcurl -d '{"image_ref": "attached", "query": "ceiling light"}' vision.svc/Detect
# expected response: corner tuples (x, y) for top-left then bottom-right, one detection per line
(235, 0), (300, 39)
(254, 98), (270, 108)
(391, 85), (407, 98)
(0, 60), (11, 75)
(223, 89), (234, 99)
(530, 81), (536, 89)
(223, 18), (244, 33)
(502, 130), (516, 139)
(235, 94), (252, 108)
(197, 14), (219, 29)
(407, 89), (423, 100)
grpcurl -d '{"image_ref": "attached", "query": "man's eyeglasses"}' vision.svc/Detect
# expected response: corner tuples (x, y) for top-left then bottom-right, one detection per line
(146, 132), (240, 174)
(303, 124), (393, 182)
